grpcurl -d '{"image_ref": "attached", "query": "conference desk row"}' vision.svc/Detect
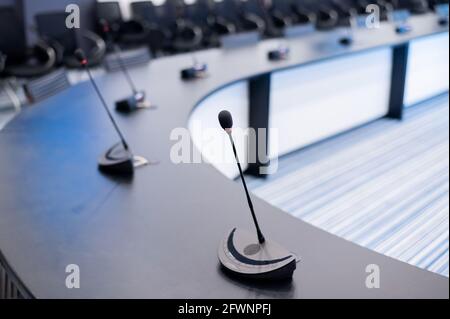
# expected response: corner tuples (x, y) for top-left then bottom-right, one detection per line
(0, 13), (448, 298)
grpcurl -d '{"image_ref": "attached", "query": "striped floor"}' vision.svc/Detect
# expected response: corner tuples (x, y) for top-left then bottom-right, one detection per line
(0, 82), (20, 130)
(247, 94), (449, 277)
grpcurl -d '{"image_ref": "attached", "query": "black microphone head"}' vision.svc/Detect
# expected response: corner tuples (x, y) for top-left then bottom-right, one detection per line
(74, 49), (87, 65)
(218, 110), (233, 131)
(99, 19), (110, 33)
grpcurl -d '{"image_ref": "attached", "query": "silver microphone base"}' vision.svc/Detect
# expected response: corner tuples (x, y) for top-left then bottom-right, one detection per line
(98, 142), (148, 176)
(218, 228), (298, 281)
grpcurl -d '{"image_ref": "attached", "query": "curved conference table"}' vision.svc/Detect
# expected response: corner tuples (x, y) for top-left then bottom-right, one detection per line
(0, 13), (448, 298)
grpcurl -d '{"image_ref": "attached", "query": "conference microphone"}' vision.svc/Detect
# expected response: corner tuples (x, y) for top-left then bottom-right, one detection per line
(389, 9), (413, 34)
(268, 45), (290, 61)
(217, 110), (298, 281)
(99, 19), (154, 112)
(181, 55), (208, 80)
(75, 48), (148, 175)
(339, 8), (357, 47)
(435, 4), (449, 26)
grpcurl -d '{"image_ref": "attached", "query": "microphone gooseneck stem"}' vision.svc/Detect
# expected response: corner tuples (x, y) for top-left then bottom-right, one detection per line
(114, 44), (138, 96)
(228, 133), (265, 244)
(83, 64), (129, 151)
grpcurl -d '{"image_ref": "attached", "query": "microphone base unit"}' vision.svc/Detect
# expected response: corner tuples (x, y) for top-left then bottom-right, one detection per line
(395, 24), (413, 34)
(98, 142), (148, 176)
(115, 91), (155, 113)
(391, 9), (412, 35)
(181, 63), (208, 80)
(336, 27), (354, 47)
(438, 18), (448, 26)
(218, 228), (298, 281)
(436, 4), (449, 26)
(339, 36), (353, 46)
(268, 47), (290, 61)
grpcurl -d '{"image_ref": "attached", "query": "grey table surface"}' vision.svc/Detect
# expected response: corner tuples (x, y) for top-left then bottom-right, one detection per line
(0, 13), (448, 298)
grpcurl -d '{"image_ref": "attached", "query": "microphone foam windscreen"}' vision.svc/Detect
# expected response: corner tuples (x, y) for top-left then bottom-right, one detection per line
(100, 19), (110, 32)
(74, 49), (86, 63)
(218, 110), (233, 130)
